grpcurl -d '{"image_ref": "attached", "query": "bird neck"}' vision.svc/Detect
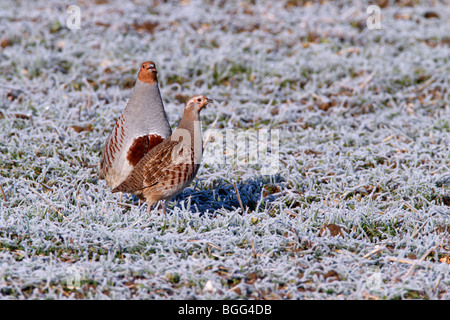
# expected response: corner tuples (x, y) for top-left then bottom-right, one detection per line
(138, 71), (157, 84)
(178, 108), (199, 131)
(174, 109), (202, 151)
(123, 80), (171, 137)
(132, 79), (159, 100)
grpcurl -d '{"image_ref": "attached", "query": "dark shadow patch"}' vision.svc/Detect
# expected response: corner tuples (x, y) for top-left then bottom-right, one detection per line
(170, 176), (285, 214)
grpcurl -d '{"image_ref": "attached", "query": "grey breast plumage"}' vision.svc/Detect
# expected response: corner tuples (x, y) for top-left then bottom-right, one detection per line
(99, 61), (172, 189)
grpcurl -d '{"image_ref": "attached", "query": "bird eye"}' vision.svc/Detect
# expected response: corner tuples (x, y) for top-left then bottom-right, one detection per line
(197, 98), (201, 102)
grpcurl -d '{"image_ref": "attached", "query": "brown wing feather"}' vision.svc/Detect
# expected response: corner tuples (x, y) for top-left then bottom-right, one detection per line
(144, 144), (195, 189)
(126, 134), (164, 167)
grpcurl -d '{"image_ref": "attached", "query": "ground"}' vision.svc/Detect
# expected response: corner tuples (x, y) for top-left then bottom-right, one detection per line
(0, 0), (449, 299)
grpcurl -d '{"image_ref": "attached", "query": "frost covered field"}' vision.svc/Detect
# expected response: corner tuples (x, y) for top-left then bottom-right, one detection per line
(0, 0), (449, 300)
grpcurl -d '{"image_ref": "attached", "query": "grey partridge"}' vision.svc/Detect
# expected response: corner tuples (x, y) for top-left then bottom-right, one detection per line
(99, 61), (172, 189)
(112, 95), (213, 212)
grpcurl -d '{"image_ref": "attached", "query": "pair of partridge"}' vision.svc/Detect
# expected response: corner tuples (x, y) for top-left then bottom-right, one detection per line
(99, 61), (212, 212)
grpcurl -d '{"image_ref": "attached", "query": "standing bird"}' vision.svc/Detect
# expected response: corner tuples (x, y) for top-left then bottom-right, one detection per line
(99, 61), (172, 190)
(112, 95), (213, 213)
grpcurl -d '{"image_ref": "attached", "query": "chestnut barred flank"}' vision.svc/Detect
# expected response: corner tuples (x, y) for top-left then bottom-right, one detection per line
(126, 134), (164, 167)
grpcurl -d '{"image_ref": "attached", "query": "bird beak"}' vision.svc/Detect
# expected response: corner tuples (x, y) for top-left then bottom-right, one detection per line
(199, 98), (213, 111)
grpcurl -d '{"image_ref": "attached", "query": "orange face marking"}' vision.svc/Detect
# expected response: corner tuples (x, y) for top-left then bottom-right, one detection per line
(137, 61), (158, 84)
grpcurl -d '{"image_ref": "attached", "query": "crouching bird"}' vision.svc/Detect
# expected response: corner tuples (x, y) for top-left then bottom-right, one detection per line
(112, 95), (213, 214)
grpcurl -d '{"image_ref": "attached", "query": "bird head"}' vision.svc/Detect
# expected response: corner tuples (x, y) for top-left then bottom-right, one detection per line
(185, 95), (213, 113)
(138, 61), (158, 84)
